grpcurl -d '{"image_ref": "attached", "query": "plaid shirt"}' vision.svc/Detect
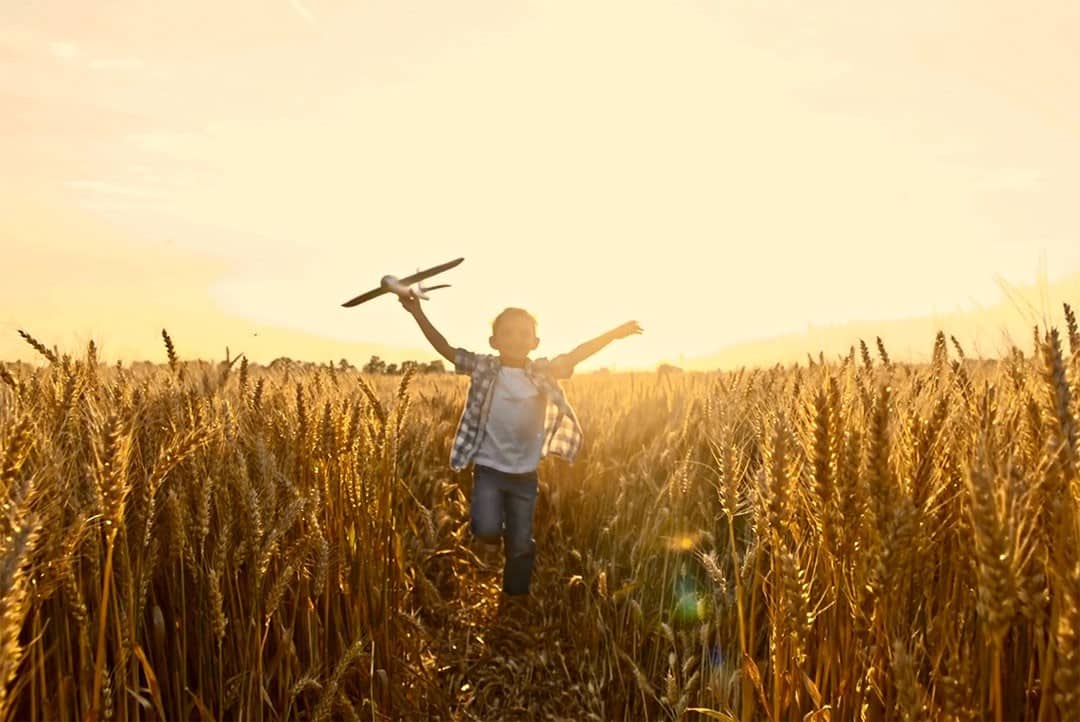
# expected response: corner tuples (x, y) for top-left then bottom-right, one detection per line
(449, 348), (583, 471)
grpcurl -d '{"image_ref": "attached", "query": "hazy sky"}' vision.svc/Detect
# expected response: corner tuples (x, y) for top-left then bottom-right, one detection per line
(3, 1), (1079, 367)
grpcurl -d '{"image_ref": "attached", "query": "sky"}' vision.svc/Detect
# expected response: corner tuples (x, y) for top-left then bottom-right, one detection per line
(2, 1), (1079, 368)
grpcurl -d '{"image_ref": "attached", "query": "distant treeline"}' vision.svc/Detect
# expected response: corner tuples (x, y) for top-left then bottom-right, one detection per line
(1, 354), (447, 376)
(352, 356), (446, 375)
(189, 355), (448, 375)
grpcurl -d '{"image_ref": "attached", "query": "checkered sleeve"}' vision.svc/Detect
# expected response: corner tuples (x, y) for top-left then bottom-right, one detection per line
(454, 347), (478, 375)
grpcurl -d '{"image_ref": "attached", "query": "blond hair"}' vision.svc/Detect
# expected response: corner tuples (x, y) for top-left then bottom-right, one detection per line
(492, 307), (537, 336)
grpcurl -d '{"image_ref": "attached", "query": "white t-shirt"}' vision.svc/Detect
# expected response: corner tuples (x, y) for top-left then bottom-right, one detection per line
(472, 367), (546, 473)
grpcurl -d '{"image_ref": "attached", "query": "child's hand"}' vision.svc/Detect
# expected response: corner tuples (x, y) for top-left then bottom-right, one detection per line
(611, 321), (643, 339)
(398, 293), (422, 315)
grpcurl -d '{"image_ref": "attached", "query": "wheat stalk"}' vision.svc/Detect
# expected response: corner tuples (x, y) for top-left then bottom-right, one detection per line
(17, 329), (58, 364)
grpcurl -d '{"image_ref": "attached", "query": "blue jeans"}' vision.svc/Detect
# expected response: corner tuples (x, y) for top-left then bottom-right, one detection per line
(471, 465), (539, 596)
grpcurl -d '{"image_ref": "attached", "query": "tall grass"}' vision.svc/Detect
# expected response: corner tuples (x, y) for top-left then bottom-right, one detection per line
(0, 308), (1078, 720)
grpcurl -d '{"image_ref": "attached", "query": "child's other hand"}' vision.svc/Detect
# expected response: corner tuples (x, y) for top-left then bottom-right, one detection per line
(398, 293), (422, 315)
(611, 321), (643, 339)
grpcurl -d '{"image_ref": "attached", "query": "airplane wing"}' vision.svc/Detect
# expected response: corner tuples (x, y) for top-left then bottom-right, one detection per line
(397, 257), (464, 285)
(341, 286), (386, 307)
(341, 257), (463, 307)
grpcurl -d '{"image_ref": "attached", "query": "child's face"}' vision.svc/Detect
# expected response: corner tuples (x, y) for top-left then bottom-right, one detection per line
(490, 316), (538, 359)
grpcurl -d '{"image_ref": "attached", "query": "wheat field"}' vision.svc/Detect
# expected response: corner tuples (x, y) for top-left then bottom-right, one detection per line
(1, 309), (1079, 721)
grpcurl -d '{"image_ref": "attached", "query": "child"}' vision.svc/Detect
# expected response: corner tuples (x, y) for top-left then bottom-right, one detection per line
(400, 294), (641, 596)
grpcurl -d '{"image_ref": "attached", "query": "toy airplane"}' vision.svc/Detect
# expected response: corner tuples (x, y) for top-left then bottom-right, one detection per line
(341, 257), (464, 307)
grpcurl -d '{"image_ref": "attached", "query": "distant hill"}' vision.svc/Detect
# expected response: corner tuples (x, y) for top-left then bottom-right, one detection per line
(685, 271), (1080, 370)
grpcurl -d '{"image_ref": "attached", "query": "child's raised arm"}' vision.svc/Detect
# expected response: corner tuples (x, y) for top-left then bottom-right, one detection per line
(400, 295), (457, 364)
(551, 320), (642, 377)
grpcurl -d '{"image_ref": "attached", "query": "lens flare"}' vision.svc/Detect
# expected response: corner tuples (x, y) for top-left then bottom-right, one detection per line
(672, 575), (710, 624)
(664, 530), (704, 552)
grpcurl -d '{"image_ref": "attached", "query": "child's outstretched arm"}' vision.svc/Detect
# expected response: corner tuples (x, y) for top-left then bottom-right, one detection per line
(400, 295), (457, 364)
(552, 321), (642, 376)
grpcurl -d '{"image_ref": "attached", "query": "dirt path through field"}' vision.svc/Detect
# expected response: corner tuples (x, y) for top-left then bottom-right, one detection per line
(419, 552), (606, 721)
